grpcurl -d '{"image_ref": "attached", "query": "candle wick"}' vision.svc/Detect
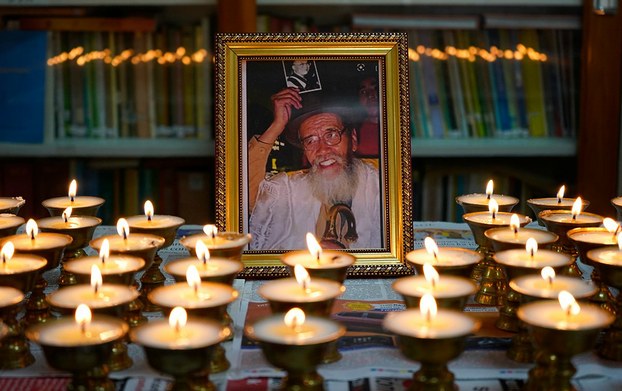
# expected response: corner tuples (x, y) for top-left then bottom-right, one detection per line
(572, 214), (577, 221)
(175, 321), (181, 335)
(487, 194), (491, 200)
(80, 321), (86, 335)
(123, 232), (128, 240)
(426, 311), (432, 325)
(548, 277), (553, 287)
(70, 196), (75, 203)
(316, 254), (320, 264)
(147, 215), (152, 222)
(557, 197), (561, 204)
(63, 215), (68, 223)
(492, 211), (496, 220)
(30, 232), (35, 240)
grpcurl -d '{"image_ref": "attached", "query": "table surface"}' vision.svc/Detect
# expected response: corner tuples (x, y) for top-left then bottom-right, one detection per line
(1, 222), (621, 391)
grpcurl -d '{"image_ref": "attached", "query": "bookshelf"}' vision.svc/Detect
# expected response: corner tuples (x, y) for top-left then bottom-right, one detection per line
(0, 0), (619, 223)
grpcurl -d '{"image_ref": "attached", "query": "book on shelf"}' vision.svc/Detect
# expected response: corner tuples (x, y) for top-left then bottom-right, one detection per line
(0, 30), (50, 144)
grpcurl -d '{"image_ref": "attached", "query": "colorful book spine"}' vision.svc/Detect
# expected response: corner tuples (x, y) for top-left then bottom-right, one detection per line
(520, 29), (549, 137)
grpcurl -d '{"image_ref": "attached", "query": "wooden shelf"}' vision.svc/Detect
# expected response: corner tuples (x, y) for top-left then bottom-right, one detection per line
(411, 137), (576, 157)
(0, 138), (214, 158)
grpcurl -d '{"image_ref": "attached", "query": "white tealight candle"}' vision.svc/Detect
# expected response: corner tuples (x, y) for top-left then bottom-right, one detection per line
(2, 231), (72, 252)
(47, 284), (139, 310)
(464, 211), (530, 226)
(42, 196), (104, 211)
(542, 212), (603, 225)
(126, 201), (185, 230)
(568, 230), (617, 246)
(258, 277), (344, 303)
(132, 316), (229, 349)
(494, 248), (571, 269)
(29, 315), (126, 346)
(180, 232), (252, 251)
(90, 234), (164, 252)
(392, 275), (477, 299)
(164, 257), (243, 279)
(0, 197), (25, 212)
(37, 215), (101, 231)
(383, 307), (479, 339)
(248, 311), (345, 345)
(485, 227), (558, 246)
(148, 282), (238, 310)
(0, 286), (24, 308)
(281, 250), (355, 270)
(0, 245), (47, 274)
(586, 246), (622, 266)
(63, 255), (145, 277)
(510, 275), (597, 300)
(456, 193), (519, 207)
(405, 247), (481, 268)
(518, 299), (613, 331)
(0, 214), (24, 231)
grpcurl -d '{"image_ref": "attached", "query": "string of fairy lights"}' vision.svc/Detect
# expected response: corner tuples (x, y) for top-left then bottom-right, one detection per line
(47, 43), (547, 67)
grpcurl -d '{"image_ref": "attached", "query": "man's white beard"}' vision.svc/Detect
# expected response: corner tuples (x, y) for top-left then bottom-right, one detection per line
(307, 154), (361, 206)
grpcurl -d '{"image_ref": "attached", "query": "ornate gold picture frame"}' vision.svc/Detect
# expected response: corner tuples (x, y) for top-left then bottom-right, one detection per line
(214, 32), (412, 278)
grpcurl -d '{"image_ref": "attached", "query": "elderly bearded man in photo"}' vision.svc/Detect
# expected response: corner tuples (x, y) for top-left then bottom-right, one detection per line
(248, 88), (382, 250)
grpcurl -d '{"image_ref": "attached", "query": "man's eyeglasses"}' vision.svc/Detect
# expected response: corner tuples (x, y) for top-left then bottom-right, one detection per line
(300, 128), (346, 151)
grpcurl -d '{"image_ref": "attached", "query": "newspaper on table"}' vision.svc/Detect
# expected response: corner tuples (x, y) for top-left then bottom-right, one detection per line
(3, 222), (621, 390)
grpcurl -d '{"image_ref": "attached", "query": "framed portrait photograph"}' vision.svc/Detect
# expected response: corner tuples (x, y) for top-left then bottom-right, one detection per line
(215, 32), (412, 278)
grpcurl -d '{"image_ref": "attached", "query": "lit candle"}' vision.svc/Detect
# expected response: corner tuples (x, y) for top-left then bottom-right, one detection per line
(41, 180), (104, 215)
(1, 219), (73, 252)
(392, 265), (477, 305)
(89, 218), (165, 253)
(37, 207), (102, 231)
(131, 306), (230, 349)
(180, 225), (252, 258)
(27, 304), (127, 346)
(456, 179), (519, 212)
(0, 197), (25, 214)
(125, 200), (185, 230)
(63, 239), (145, 281)
(383, 295), (479, 338)
(257, 266), (345, 304)
(247, 307), (345, 345)
(280, 233), (356, 275)
(528, 186), (580, 209)
(46, 265), (139, 311)
(0, 286), (24, 308)
(517, 291), (613, 331)
(493, 240), (572, 270)
(540, 198), (602, 225)
(510, 268), (596, 300)
(485, 218), (558, 250)
(567, 218), (619, 246)
(405, 237), (482, 273)
(164, 240), (243, 283)
(586, 235), (622, 267)
(0, 241), (47, 275)
(148, 278), (238, 311)
(0, 214), (25, 235)
(464, 203), (531, 226)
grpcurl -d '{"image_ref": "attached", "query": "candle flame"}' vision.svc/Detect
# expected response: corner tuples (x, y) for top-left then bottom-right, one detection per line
(186, 264), (201, 294)
(510, 214), (520, 234)
(284, 307), (305, 331)
(541, 266), (555, 286)
(1, 242), (14, 263)
(91, 264), (103, 295)
(488, 198), (499, 219)
(306, 232), (322, 262)
(486, 180), (493, 199)
(26, 219), (38, 240)
(62, 207), (72, 223)
(557, 185), (565, 203)
(558, 290), (580, 317)
(75, 304), (91, 334)
(603, 217), (620, 235)
(526, 238), (538, 258)
(423, 263), (439, 289)
(203, 224), (218, 239)
(420, 293), (437, 323)
(116, 218), (130, 239)
(571, 197), (583, 220)
(424, 237), (439, 260)
(169, 306), (187, 333)
(99, 239), (110, 264)
(144, 200), (154, 221)
(294, 264), (311, 292)
(196, 240), (210, 264)
(68, 179), (77, 202)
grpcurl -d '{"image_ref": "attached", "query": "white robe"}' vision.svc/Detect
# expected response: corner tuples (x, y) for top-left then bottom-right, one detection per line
(249, 160), (382, 250)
